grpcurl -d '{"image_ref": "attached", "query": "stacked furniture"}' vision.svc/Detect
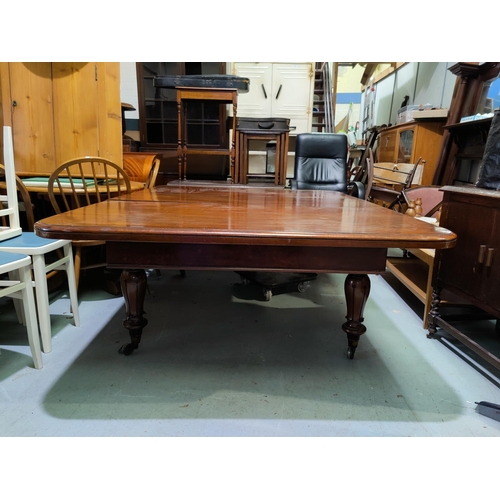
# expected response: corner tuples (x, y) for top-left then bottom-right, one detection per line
(0, 126), (80, 357)
(235, 117), (290, 185)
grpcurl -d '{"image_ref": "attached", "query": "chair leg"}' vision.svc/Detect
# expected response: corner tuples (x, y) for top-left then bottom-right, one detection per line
(74, 246), (82, 292)
(64, 243), (80, 327)
(32, 253), (52, 353)
(9, 270), (26, 325)
(13, 296), (25, 324)
(19, 265), (42, 369)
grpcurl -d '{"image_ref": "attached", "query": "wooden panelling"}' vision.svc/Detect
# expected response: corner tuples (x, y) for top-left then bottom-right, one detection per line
(8, 63), (56, 173)
(52, 63), (99, 165)
(97, 62), (122, 165)
(1, 62), (122, 175)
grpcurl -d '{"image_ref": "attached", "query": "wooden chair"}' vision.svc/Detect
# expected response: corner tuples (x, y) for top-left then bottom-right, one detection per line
(0, 170), (36, 232)
(122, 153), (179, 279)
(47, 156), (132, 291)
(349, 128), (380, 184)
(349, 147), (374, 201)
(386, 186), (445, 329)
(403, 185), (444, 218)
(0, 127), (80, 354)
(122, 153), (161, 188)
(369, 157), (423, 211)
(0, 252), (42, 369)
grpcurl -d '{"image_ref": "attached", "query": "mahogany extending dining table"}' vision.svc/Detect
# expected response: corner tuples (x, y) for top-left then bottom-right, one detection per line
(34, 185), (457, 359)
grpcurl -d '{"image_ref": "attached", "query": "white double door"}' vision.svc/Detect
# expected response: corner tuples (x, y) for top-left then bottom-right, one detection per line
(231, 62), (314, 135)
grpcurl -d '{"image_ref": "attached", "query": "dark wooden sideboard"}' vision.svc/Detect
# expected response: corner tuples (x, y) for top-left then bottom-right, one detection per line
(429, 186), (500, 370)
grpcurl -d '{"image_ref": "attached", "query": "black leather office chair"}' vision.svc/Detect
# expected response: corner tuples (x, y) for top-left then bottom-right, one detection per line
(236, 133), (365, 300)
(290, 133), (365, 198)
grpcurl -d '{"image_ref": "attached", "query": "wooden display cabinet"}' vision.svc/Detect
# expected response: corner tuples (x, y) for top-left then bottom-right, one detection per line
(135, 62), (229, 181)
(0, 62), (122, 175)
(376, 120), (445, 186)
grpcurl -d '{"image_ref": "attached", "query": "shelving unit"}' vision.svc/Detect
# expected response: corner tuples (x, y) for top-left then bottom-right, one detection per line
(386, 248), (435, 328)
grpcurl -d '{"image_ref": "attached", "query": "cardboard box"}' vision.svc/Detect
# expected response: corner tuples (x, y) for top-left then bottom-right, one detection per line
(412, 108), (448, 120)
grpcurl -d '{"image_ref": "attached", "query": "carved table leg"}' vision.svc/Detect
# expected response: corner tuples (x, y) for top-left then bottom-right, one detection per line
(342, 273), (371, 359)
(427, 286), (441, 339)
(118, 269), (148, 356)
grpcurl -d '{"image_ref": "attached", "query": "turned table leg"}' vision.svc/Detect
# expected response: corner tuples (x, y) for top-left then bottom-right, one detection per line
(342, 273), (371, 359)
(118, 269), (148, 356)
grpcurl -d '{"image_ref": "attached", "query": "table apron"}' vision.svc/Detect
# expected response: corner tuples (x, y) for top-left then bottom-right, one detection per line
(106, 241), (387, 273)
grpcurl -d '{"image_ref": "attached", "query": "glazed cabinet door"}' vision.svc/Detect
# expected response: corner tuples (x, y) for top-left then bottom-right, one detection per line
(377, 129), (397, 162)
(397, 128), (414, 163)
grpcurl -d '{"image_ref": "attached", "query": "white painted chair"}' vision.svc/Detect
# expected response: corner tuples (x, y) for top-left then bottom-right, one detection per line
(0, 126), (80, 353)
(0, 252), (43, 369)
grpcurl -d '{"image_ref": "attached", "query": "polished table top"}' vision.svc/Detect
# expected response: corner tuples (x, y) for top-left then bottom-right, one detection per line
(35, 185), (456, 250)
(34, 185), (457, 359)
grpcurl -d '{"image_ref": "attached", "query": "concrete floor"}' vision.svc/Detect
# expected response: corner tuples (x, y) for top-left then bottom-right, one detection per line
(3, 267), (500, 497)
(1, 268), (500, 438)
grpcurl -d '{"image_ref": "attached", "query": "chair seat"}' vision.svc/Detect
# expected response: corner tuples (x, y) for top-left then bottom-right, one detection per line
(0, 251), (30, 267)
(0, 232), (69, 253)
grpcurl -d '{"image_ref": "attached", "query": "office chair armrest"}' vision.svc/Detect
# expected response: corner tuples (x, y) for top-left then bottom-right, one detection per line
(347, 181), (365, 199)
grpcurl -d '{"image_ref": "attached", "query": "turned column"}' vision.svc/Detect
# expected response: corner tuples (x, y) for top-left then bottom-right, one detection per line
(342, 273), (371, 359)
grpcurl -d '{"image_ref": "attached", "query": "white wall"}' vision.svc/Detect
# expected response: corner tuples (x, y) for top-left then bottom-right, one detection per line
(120, 62), (139, 120)
(360, 62), (458, 132)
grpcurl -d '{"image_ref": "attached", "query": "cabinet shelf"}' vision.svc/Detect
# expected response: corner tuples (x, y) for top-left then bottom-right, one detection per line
(387, 255), (429, 303)
(386, 248), (436, 328)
